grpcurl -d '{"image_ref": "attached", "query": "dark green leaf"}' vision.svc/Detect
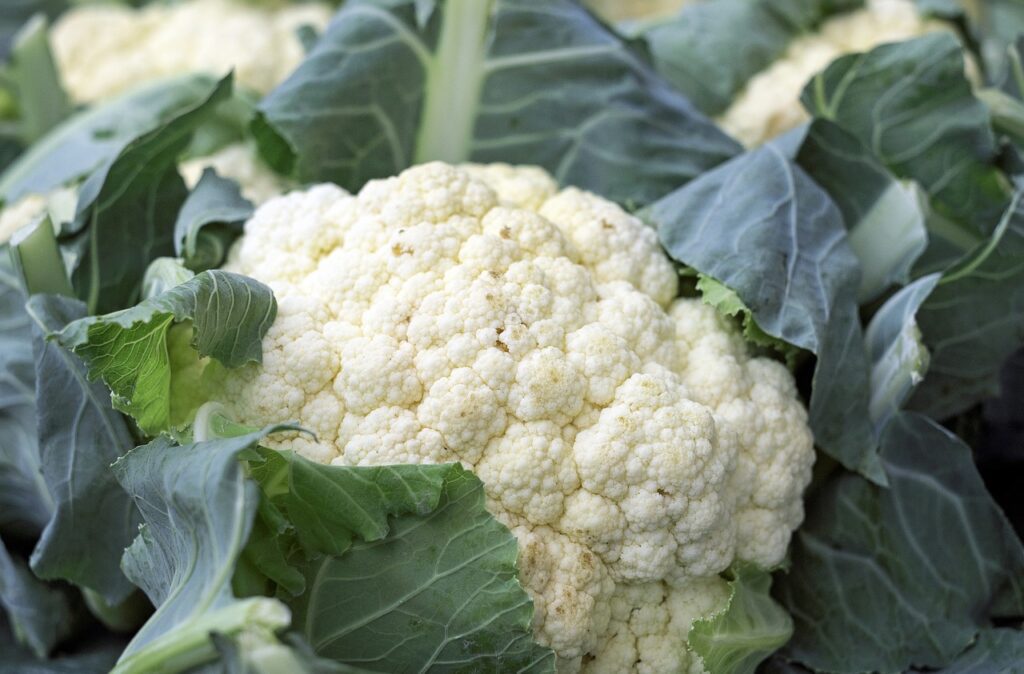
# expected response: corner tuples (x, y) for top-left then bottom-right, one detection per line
(266, 451), (450, 557)
(255, 0), (738, 207)
(24, 295), (139, 604)
(67, 75), (233, 313)
(0, 610), (124, 674)
(688, 563), (792, 674)
(0, 1), (67, 61)
(0, 536), (77, 658)
(0, 74), (222, 204)
(111, 427), (295, 674)
(234, 496), (306, 599)
(0, 249), (49, 538)
(174, 168), (253, 271)
(909, 191), (1024, 419)
(282, 461), (556, 673)
(56, 269), (276, 434)
(802, 33), (1012, 247)
(650, 146), (883, 482)
(928, 0), (1024, 86)
(777, 412), (1024, 674)
(933, 629), (1024, 673)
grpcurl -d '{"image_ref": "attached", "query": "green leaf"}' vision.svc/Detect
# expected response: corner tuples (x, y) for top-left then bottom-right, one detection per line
(0, 1), (67, 61)
(5, 14), (71, 143)
(276, 459), (556, 673)
(930, 0), (1024, 86)
(0, 535), (77, 658)
(802, 33), (1012, 249)
(234, 495), (306, 599)
(934, 629), (1024, 673)
(173, 168), (253, 271)
(24, 295), (139, 604)
(255, 0), (739, 207)
(642, 0), (861, 115)
(688, 563), (793, 674)
(649, 146), (884, 483)
(776, 412), (1024, 674)
(863, 274), (940, 433)
(0, 610), (125, 674)
(111, 427), (295, 674)
(256, 450), (451, 558)
(0, 74), (222, 204)
(775, 120), (928, 303)
(909, 191), (1024, 419)
(55, 269), (277, 434)
(0, 248), (50, 538)
(67, 75), (233, 313)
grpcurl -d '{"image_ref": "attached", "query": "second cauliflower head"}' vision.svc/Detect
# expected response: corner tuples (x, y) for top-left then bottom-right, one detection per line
(210, 162), (815, 672)
(717, 0), (949, 146)
(50, 0), (332, 103)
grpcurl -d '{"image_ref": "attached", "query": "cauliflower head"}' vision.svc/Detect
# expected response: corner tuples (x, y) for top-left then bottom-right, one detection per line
(50, 0), (332, 103)
(208, 162), (815, 672)
(717, 0), (949, 146)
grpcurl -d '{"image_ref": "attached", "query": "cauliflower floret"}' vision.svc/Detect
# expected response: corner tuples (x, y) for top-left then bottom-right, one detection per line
(461, 163), (559, 211)
(224, 184), (351, 284)
(211, 162), (815, 671)
(540, 189), (678, 307)
(717, 0), (949, 146)
(584, 578), (731, 674)
(51, 0), (332, 103)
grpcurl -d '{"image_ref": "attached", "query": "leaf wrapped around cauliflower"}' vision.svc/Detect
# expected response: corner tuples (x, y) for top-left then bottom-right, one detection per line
(185, 162), (817, 672)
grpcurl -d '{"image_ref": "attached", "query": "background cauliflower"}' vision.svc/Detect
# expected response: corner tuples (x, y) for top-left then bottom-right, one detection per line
(208, 162), (816, 672)
(717, 0), (949, 146)
(180, 143), (291, 204)
(50, 0), (332, 103)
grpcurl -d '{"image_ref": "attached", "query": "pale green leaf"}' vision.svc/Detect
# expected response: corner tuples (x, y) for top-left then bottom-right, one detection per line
(55, 270), (276, 434)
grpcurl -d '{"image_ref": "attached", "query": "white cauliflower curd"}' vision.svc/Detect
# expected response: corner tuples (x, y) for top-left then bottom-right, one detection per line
(209, 162), (815, 672)
(50, 0), (332, 103)
(718, 0), (948, 146)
